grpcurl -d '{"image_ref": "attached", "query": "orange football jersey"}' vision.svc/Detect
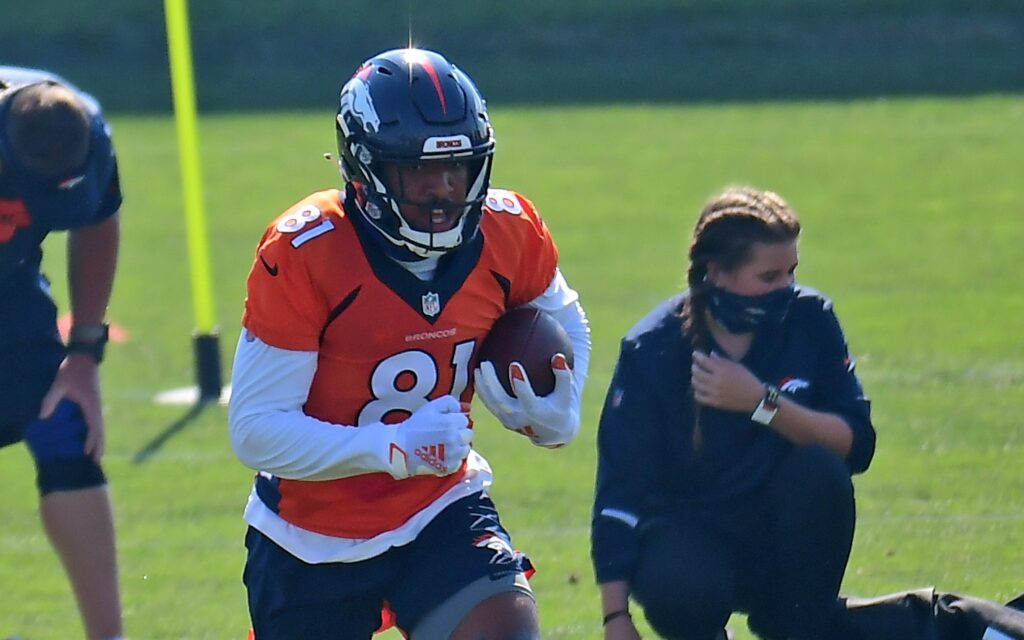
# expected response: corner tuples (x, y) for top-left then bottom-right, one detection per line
(242, 188), (558, 538)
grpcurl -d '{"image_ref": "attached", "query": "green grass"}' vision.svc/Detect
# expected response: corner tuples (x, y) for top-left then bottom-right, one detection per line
(1, 95), (1022, 638)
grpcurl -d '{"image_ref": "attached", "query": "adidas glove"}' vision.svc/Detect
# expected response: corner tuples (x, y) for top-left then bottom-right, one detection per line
(386, 395), (473, 479)
(474, 354), (580, 448)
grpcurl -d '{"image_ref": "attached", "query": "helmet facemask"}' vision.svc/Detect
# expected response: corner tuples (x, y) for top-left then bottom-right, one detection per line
(350, 152), (489, 260)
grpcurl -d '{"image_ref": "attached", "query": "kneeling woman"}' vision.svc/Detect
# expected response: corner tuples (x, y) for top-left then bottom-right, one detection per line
(591, 187), (875, 640)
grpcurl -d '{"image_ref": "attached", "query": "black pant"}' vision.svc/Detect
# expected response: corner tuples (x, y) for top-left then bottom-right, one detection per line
(631, 445), (858, 640)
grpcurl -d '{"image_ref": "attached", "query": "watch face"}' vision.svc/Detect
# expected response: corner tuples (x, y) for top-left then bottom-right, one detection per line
(751, 399), (778, 425)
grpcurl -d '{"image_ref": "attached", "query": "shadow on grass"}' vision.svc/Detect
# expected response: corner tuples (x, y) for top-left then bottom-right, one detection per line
(132, 400), (212, 464)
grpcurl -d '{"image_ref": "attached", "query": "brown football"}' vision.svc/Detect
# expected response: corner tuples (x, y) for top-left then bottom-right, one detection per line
(478, 307), (574, 397)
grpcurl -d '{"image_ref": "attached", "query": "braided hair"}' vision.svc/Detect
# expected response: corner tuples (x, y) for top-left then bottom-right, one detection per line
(680, 186), (801, 451)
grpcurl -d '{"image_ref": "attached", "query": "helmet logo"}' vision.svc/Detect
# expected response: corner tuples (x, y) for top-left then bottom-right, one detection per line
(365, 201), (382, 220)
(339, 78), (380, 134)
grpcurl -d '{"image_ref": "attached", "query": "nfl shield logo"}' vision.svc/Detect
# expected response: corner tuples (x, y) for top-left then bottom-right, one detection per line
(421, 292), (441, 317)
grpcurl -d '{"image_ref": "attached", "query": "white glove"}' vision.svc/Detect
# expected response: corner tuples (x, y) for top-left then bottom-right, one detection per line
(473, 354), (580, 448)
(386, 396), (473, 479)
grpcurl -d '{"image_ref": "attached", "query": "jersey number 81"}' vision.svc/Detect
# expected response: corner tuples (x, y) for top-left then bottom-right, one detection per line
(358, 340), (476, 424)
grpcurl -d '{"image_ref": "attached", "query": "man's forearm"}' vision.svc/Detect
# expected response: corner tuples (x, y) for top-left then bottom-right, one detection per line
(68, 212), (120, 325)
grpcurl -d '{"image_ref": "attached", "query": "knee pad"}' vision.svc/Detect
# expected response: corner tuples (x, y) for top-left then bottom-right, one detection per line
(23, 400), (106, 495)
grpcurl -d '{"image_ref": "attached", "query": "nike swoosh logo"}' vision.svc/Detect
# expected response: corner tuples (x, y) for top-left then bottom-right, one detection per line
(259, 253), (279, 276)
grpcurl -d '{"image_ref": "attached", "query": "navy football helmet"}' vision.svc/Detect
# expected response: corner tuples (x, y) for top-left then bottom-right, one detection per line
(335, 48), (495, 258)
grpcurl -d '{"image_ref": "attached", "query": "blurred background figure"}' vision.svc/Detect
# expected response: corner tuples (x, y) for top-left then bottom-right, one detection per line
(0, 67), (123, 639)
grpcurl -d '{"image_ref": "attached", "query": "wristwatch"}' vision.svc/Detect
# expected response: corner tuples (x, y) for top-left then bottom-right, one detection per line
(751, 383), (780, 425)
(66, 323), (110, 364)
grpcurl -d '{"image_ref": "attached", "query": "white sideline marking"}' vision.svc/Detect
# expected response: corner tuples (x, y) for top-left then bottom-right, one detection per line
(154, 385), (232, 406)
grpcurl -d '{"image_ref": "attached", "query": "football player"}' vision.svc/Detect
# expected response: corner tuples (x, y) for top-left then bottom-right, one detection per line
(0, 67), (123, 639)
(229, 48), (591, 639)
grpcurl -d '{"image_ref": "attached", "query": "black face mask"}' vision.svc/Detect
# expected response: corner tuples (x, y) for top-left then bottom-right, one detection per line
(706, 283), (796, 333)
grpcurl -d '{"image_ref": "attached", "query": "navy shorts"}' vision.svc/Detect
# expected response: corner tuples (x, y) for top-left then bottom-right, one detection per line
(244, 492), (533, 639)
(1, 271), (65, 435)
(0, 272), (104, 494)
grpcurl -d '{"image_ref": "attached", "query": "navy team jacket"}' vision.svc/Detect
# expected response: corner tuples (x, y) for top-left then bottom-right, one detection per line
(0, 66), (122, 427)
(591, 286), (875, 583)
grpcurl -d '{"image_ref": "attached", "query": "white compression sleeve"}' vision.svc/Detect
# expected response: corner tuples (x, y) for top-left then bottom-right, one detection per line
(228, 332), (395, 481)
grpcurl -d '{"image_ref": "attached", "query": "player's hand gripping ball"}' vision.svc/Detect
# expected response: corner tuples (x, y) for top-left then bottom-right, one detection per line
(474, 307), (580, 447)
(478, 307), (574, 397)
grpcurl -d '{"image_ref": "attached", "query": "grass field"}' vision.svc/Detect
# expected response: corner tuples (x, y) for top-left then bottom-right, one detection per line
(1, 95), (1022, 638)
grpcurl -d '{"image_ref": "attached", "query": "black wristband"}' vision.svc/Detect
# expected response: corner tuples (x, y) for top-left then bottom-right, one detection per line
(66, 323), (110, 364)
(69, 323), (110, 344)
(66, 339), (107, 363)
(602, 609), (631, 626)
